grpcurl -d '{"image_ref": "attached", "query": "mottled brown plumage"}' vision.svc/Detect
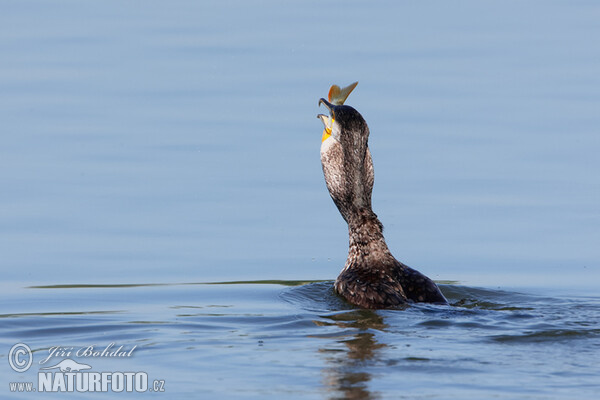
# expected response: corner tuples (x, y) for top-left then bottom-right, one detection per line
(318, 96), (447, 309)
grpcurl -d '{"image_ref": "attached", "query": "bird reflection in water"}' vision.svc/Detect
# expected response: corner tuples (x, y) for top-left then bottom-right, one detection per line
(312, 308), (406, 399)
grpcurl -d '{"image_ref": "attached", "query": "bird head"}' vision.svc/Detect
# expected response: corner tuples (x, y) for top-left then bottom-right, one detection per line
(317, 83), (374, 223)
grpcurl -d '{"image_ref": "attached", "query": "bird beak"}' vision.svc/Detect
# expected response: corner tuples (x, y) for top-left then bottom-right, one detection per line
(318, 98), (334, 114)
(317, 113), (333, 142)
(318, 98), (334, 127)
(328, 81), (358, 105)
(317, 113), (331, 129)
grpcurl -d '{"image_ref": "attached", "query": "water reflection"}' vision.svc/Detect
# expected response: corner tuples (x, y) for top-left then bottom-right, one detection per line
(315, 310), (395, 399)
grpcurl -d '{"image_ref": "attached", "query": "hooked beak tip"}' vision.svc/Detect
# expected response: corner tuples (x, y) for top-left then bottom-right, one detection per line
(318, 98), (333, 111)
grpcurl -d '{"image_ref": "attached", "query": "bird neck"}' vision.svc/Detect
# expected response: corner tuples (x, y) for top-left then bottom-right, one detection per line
(345, 208), (392, 264)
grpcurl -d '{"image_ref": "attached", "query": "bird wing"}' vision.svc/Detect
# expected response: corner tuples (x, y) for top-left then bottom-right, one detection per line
(335, 267), (408, 309)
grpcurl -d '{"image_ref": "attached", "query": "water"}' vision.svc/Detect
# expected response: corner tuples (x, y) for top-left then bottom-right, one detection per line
(2, 282), (599, 399)
(1, 0), (600, 398)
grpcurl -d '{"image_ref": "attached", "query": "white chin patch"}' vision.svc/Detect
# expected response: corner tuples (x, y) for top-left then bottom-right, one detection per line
(320, 134), (335, 155)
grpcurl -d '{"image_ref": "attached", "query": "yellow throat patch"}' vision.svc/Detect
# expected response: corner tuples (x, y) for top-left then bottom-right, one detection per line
(322, 122), (333, 142)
